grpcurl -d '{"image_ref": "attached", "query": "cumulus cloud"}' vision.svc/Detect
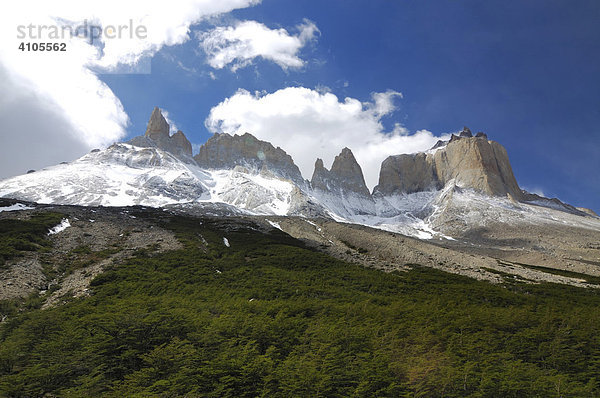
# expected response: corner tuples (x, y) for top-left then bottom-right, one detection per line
(198, 19), (319, 71)
(0, 0), (259, 178)
(0, 64), (89, 178)
(369, 90), (403, 117)
(205, 87), (451, 189)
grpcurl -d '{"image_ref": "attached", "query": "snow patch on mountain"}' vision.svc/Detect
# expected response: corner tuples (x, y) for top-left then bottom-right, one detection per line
(0, 143), (314, 217)
(0, 144), (212, 207)
(48, 218), (71, 235)
(0, 125), (598, 242)
(0, 203), (35, 212)
(205, 168), (295, 215)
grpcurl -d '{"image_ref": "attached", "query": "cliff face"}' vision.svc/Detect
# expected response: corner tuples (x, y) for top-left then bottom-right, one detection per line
(144, 107), (170, 142)
(311, 148), (375, 215)
(374, 134), (523, 200)
(129, 107), (193, 159)
(194, 133), (305, 185)
(375, 152), (440, 196)
(311, 148), (371, 198)
(170, 131), (193, 157)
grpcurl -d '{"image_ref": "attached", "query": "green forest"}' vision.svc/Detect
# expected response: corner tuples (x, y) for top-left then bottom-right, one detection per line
(1, 211), (600, 397)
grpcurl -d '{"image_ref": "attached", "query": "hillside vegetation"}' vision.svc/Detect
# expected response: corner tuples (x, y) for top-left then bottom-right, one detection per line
(1, 210), (600, 397)
(0, 212), (63, 268)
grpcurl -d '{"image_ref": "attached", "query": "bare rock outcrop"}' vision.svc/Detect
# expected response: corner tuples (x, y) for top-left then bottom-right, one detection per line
(170, 130), (193, 157)
(129, 107), (193, 159)
(577, 207), (598, 217)
(458, 126), (473, 138)
(311, 148), (371, 198)
(374, 132), (523, 200)
(194, 132), (305, 185)
(374, 152), (440, 195)
(311, 148), (375, 215)
(145, 106), (170, 141)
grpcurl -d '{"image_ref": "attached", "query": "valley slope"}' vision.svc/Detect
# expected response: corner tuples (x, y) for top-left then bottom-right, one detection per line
(0, 109), (598, 285)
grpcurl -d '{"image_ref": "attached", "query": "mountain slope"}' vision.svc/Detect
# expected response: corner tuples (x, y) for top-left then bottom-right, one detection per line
(0, 144), (211, 207)
(0, 109), (597, 241)
(0, 144), (324, 216)
(2, 204), (600, 397)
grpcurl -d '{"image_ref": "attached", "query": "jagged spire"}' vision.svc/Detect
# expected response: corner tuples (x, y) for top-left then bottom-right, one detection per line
(311, 147), (371, 198)
(459, 126), (472, 137)
(141, 108), (192, 157)
(145, 107), (170, 141)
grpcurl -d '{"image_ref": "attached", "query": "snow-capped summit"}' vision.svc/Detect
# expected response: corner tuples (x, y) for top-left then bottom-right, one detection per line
(194, 132), (305, 186)
(0, 143), (211, 207)
(0, 108), (597, 240)
(311, 148), (376, 217)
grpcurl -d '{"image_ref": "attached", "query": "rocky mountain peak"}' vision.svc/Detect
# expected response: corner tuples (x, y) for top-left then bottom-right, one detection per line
(330, 147), (357, 172)
(314, 158), (325, 171)
(130, 108), (193, 159)
(194, 132), (305, 184)
(375, 133), (523, 200)
(145, 107), (170, 141)
(459, 126), (473, 138)
(374, 152), (439, 196)
(170, 131), (193, 157)
(311, 148), (371, 199)
(310, 147), (375, 216)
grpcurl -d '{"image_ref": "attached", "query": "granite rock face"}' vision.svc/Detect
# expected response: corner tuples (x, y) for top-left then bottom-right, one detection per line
(129, 107), (193, 159)
(170, 131), (193, 157)
(374, 134), (523, 200)
(194, 132), (305, 185)
(311, 148), (375, 215)
(374, 152), (440, 196)
(311, 148), (371, 198)
(145, 107), (170, 141)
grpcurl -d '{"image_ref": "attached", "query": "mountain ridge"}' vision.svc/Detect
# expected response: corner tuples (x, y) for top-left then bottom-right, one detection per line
(0, 107), (596, 241)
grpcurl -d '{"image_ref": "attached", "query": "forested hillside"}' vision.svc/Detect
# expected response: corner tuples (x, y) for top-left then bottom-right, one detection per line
(1, 210), (600, 397)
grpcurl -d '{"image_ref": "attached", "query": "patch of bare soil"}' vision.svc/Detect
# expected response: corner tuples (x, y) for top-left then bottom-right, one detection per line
(262, 216), (600, 288)
(0, 206), (181, 306)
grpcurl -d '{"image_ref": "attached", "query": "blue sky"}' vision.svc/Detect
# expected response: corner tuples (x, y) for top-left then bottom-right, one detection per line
(2, 0), (599, 210)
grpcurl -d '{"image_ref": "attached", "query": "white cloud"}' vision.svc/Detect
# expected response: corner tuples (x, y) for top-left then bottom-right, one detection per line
(0, 0), (260, 178)
(0, 64), (90, 178)
(205, 87), (451, 189)
(161, 109), (180, 136)
(369, 90), (403, 117)
(198, 19), (319, 71)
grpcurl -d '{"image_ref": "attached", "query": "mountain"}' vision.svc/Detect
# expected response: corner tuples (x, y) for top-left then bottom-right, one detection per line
(3, 113), (600, 398)
(311, 148), (376, 217)
(374, 127), (522, 200)
(128, 107), (193, 160)
(0, 109), (597, 241)
(194, 132), (305, 186)
(0, 143), (211, 207)
(0, 109), (324, 216)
